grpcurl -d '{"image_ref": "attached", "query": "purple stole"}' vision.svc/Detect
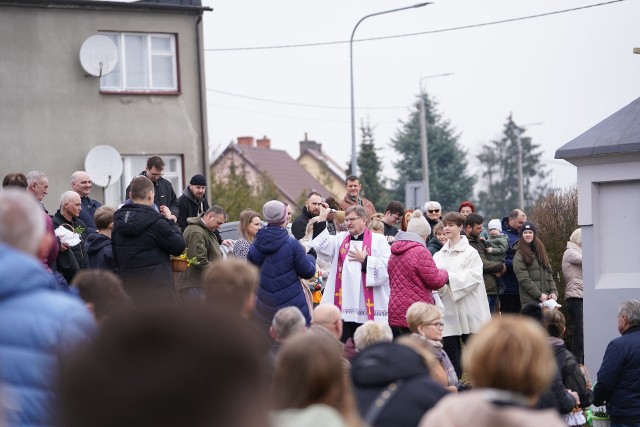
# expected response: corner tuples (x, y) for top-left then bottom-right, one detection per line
(335, 228), (375, 320)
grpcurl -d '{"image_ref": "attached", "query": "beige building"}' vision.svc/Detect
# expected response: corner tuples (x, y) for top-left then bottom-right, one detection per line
(296, 135), (347, 200)
(0, 0), (211, 210)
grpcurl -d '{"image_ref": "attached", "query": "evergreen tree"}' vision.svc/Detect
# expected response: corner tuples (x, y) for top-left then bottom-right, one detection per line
(391, 93), (475, 211)
(357, 120), (388, 211)
(209, 163), (281, 220)
(477, 114), (549, 220)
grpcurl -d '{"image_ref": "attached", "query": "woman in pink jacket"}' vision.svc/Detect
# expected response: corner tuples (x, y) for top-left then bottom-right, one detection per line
(388, 210), (449, 336)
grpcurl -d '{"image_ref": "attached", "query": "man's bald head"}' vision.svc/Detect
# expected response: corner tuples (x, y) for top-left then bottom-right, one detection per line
(312, 304), (342, 340)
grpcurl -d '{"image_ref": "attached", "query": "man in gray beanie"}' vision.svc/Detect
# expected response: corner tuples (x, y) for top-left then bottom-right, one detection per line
(248, 200), (316, 336)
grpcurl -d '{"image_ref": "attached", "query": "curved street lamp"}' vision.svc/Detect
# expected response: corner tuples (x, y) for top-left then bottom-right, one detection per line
(349, 2), (431, 176)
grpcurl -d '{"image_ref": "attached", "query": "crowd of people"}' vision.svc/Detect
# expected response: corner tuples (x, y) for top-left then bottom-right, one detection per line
(0, 157), (639, 427)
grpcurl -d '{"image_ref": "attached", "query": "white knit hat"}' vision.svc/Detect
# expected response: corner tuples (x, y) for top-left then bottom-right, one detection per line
(407, 210), (431, 239)
(487, 219), (502, 232)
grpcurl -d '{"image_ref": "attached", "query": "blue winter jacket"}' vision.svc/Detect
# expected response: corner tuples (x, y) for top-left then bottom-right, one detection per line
(248, 225), (316, 329)
(0, 244), (96, 427)
(501, 216), (521, 295)
(593, 325), (640, 418)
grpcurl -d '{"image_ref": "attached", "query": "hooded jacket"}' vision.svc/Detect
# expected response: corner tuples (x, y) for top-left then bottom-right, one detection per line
(351, 342), (448, 427)
(562, 241), (583, 299)
(0, 244), (96, 427)
(248, 225), (316, 329)
(177, 216), (221, 292)
(177, 186), (210, 232)
(85, 232), (115, 270)
(112, 203), (185, 303)
(466, 234), (504, 296)
(513, 244), (558, 305)
(388, 231), (448, 328)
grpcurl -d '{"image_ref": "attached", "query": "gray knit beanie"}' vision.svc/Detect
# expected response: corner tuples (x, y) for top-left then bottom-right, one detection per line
(263, 200), (287, 225)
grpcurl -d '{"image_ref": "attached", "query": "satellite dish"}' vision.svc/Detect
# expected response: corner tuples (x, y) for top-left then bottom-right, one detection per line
(79, 35), (118, 77)
(85, 145), (123, 188)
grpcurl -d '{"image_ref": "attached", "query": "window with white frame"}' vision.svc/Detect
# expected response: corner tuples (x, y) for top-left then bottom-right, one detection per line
(99, 32), (178, 93)
(104, 154), (183, 207)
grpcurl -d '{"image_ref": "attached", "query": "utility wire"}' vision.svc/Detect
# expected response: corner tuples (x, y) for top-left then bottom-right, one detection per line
(205, 0), (624, 52)
(207, 88), (408, 110)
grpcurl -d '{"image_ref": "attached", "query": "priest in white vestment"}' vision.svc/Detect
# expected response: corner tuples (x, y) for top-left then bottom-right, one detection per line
(310, 205), (391, 341)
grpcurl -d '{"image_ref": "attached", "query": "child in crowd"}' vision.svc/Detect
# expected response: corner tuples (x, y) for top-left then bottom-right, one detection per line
(85, 206), (116, 270)
(427, 222), (447, 255)
(368, 214), (385, 235)
(486, 219), (509, 294)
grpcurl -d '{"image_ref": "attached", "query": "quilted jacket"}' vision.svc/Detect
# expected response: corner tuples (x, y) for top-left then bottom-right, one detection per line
(562, 242), (583, 299)
(0, 244), (96, 427)
(248, 225), (316, 330)
(388, 231), (448, 328)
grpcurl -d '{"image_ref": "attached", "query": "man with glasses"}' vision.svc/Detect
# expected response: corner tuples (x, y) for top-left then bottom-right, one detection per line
(423, 201), (442, 239)
(381, 201), (404, 243)
(126, 156), (179, 219)
(310, 204), (391, 342)
(178, 206), (227, 302)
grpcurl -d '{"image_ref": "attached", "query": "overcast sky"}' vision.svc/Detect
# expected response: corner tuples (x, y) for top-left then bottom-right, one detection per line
(201, 0), (640, 191)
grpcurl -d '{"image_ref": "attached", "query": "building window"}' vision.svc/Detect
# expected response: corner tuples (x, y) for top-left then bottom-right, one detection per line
(100, 33), (178, 93)
(104, 154), (183, 207)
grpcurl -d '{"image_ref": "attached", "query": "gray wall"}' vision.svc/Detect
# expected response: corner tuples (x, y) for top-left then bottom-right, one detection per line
(575, 155), (640, 378)
(0, 4), (208, 211)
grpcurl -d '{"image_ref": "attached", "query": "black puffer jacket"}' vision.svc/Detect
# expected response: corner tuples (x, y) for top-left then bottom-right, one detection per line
(112, 203), (185, 304)
(351, 342), (448, 427)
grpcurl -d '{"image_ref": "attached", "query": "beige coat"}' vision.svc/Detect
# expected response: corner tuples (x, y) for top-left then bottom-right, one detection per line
(420, 390), (565, 427)
(562, 241), (583, 299)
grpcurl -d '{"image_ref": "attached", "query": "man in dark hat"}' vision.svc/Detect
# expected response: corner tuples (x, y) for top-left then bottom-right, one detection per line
(177, 174), (210, 232)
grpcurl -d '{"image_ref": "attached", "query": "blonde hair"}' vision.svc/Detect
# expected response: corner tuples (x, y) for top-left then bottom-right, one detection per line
(569, 228), (582, 246)
(406, 302), (442, 333)
(353, 321), (392, 351)
(368, 213), (384, 234)
(463, 316), (554, 399)
(433, 221), (444, 236)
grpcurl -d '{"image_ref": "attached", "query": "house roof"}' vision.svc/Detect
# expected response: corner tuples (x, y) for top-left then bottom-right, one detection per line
(0, 0), (211, 13)
(220, 143), (334, 203)
(555, 97), (640, 159)
(298, 148), (347, 182)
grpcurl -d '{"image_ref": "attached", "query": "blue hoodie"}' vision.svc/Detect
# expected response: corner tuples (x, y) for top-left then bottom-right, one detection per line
(0, 244), (95, 427)
(248, 225), (316, 329)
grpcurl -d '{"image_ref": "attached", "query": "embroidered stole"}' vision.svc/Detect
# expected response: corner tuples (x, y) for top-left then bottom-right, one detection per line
(334, 229), (375, 320)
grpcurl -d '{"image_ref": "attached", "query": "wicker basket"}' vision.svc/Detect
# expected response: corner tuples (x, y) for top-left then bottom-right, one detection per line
(171, 258), (188, 273)
(591, 416), (611, 427)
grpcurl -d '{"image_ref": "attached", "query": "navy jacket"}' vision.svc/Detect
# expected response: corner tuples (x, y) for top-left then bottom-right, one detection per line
(351, 342), (448, 427)
(0, 244), (95, 427)
(593, 325), (640, 418)
(85, 232), (115, 271)
(78, 196), (101, 234)
(112, 203), (185, 304)
(500, 216), (521, 295)
(248, 225), (316, 329)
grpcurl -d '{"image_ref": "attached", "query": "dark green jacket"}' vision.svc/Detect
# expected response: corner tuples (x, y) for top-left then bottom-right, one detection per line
(513, 247), (558, 305)
(467, 235), (504, 295)
(177, 216), (221, 292)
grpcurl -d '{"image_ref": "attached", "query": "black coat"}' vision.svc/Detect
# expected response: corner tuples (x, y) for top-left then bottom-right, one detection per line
(352, 342), (448, 427)
(291, 206), (314, 240)
(176, 187), (210, 232)
(112, 203), (185, 304)
(85, 233), (115, 271)
(126, 172), (179, 216)
(51, 211), (88, 282)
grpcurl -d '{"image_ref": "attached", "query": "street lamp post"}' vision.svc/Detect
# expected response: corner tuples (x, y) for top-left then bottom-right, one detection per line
(419, 73), (453, 203)
(349, 2), (431, 176)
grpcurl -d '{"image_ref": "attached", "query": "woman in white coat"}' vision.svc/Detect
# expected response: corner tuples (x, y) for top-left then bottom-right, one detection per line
(433, 212), (491, 378)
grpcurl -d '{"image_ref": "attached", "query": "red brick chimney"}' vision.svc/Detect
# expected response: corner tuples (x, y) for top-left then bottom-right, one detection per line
(256, 136), (271, 149)
(237, 136), (254, 146)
